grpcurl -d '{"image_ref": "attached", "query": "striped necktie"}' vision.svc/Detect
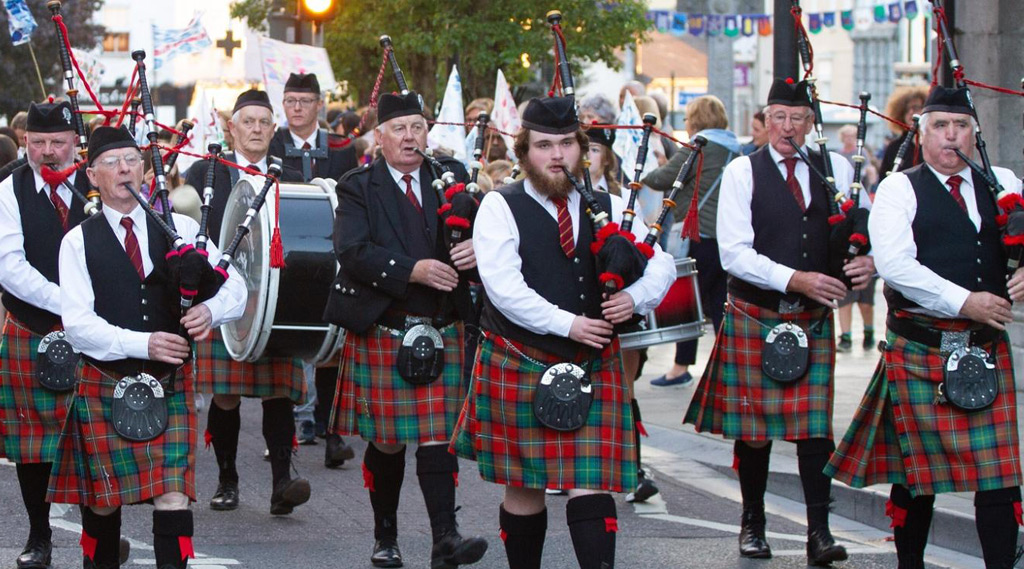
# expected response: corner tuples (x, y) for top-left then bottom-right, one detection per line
(552, 196), (575, 257)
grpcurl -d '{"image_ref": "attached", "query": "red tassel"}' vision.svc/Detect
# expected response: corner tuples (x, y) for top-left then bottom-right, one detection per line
(362, 463), (375, 492)
(604, 517), (619, 533)
(635, 242), (655, 259)
(203, 429), (213, 449)
(680, 206), (700, 242)
(885, 499), (907, 528)
(840, 199), (854, 213)
(179, 536), (195, 560)
(635, 420), (649, 438)
(828, 214), (846, 226)
(445, 183), (466, 200)
(1014, 502), (1022, 526)
(438, 203), (452, 215)
(269, 179), (285, 268)
(80, 531), (98, 560)
(446, 216), (471, 229)
(849, 233), (868, 246)
(599, 272), (625, 291)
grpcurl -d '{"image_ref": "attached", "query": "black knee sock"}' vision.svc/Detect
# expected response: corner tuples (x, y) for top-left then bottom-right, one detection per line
(975, 487), (1022, 569)
(152, 510), (193, 569)
(81, 507), (121, 568)
(416, 445), (459, 542)
(631, 399), (643, 474)
(734, 441), (772, 510)
(314, 366), (336, 429)
(500, 505), (547, 569)
(262, 398), (296, 488)
(206, 402), (240, 484)
(365, 443), (406, 540)
(16, 462), (53, 540)
(889, 485), (934, 569)
(796, 439), (836, 532)
(566, 494), (617, 569)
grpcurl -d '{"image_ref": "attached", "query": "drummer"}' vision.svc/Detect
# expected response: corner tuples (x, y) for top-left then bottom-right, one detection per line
(184, 89), (325, 517)
(322, 91), (488, 569)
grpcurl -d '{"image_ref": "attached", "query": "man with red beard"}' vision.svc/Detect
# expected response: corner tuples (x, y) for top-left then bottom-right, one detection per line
(450, 96), (675, 569)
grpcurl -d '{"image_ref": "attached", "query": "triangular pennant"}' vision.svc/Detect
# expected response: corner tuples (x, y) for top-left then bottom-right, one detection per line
(841, 10), (854, 30)
(874, 3), (887, 23)
(741, 15), (756, 36)
(758, 15), (773, 36)
(809, 13), (822, 33)
(722, 15), (737, 37)
(823, 11), (836, 27)
(857, 6), (874, 30)
(688, 13), (705, 36)
(888, 2), (902, 22)
(707, 14), (723, 37)
(671, 13), (688, 36)
(905, 0), (919, 19)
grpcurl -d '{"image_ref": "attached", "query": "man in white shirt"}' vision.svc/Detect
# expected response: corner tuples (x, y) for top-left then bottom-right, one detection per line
(684, 77), (874, 565)
(0, 100), (92, 569)
(450, 96), (675, 569)
(827, 85), (1024, 569)
(48, 125), (246, 569)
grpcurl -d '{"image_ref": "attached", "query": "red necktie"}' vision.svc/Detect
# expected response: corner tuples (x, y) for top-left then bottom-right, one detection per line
(402, 174), (422, 214)
(301, 142), (312, 150)
(120, 217), (146, 280)
(782, 157), (807, 212)
(49, 184), (69, 232)
(552, 196), (575, 258)
(947, 174), (968, 213)
(248, 163), (261, 174)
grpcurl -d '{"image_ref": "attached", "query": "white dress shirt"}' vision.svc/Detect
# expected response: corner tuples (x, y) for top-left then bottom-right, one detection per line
(869, 164), (1021, 318)
(386, 162), (422, 205)
(289, 129), (319, 150)
(59, 205), (247, 361)
(473, 179), (676, 338)
(716, 145), (858, 293)
(0, 168), (77, 315)
(236, 153), (268, 176)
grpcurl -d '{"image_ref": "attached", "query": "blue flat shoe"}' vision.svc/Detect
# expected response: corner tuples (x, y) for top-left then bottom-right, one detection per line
(651, 371), (694, 387)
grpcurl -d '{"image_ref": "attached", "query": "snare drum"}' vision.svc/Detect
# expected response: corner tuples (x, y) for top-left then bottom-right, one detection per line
(619, 257), (705, 350)
(219, 177), (340, 362)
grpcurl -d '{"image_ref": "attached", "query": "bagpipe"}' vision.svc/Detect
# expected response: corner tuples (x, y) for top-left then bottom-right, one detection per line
(466, 112), (490, 194)
(887, 114), (920, 177)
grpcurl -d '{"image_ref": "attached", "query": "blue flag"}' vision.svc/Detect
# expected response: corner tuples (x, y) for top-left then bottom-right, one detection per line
(688, 14), (705, 37)
(4, 0), (37, 46)
(671, 13), (688, 36)
(706, 14), (723, 37)
(823, 12), (836, 28)
(889, 2), (903, 22)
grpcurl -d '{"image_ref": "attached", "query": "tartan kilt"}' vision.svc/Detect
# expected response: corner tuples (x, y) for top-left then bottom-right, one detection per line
(0, 315), (72, 464)
(449, 331), (637, 492)
(46, 361), (197, 507)
(684, 297), (835, 441)
(193, 330), (305, 403)
(330, 322), (467, 445)
(827, 315), (1021, 496)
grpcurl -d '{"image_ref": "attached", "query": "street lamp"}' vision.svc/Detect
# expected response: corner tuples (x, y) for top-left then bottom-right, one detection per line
(301, 0), (336, 22)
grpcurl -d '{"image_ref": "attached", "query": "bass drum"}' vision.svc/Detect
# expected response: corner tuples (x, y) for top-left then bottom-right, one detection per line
(219, 176), (339, 362)
(619, 257), (705, 350)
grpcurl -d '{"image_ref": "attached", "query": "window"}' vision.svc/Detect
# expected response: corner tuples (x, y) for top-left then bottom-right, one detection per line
(102, 32), (129, 53)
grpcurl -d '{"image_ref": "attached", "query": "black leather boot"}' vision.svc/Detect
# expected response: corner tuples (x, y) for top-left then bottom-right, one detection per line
(16, 534), (51, 569)
(209, 480), (239, 511)
(806, 525), (848, 566)
(324, 433), (355, 468)
(738, 505), (771, 559)
(371, 515), (403, 568)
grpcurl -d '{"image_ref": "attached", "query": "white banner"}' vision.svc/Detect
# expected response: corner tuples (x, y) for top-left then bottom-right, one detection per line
(427, 65), (467, 162)
(491, 69), (520, 160)
(257, 36), (335, 125)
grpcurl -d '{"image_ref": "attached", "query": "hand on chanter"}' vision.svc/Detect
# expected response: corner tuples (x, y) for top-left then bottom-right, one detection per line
(601, 291), (636, 324)
(843, 255), (875, 290)
(411, 259), (459, 291)
(569, 316), (613, 349)
(148, 331), (191, 365)
(181, 304), (213, 341)
(787, 271), (846, 308)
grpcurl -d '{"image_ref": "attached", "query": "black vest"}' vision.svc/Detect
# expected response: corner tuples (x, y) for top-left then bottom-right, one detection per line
(81, 213), (181, 377)
(479, 183), (608, 359)
(3, 165), (90, 334)
(728, 146), (832, 310)
(883, 164), (1007, 310)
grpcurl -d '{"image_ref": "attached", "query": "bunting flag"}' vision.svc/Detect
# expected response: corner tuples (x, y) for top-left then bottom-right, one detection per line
(687, 13), (705, 36)
(3, 0), (36, 46)
(741, 15), (756, 36)
(809, 13), (823, 33)
(152, 13), (212, 70)
(823, 11), (836, 28)
(427, 65), (467, 162)
(905, 0), (919, 19)
(874, 3), (887, 23)
(857, 7), (874, 30)
(653, 10), (671, 32)
(888, 2), (902, 22)
(721, 15), (736, 37)
(71, 48), (105, 91)
(491, 69), (519, 160)
(707, 14), (723, 37)
(758, 16), (773, 36)
(671, 13), (687, 36)
(841, 9), (854, 30)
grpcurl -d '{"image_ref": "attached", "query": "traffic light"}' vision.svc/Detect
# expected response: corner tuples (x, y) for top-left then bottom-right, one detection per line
(300, 0), (337, 22)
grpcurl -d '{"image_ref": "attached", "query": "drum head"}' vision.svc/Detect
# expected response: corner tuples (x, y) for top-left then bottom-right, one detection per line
(219, 177), (274, 361)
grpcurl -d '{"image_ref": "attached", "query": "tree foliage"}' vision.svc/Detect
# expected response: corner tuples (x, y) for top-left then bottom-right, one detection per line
(231, 0), (651, 110)
(0, 0), (104, 119)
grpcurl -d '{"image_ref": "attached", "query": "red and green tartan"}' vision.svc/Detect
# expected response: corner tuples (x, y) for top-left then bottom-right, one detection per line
(684, 297), (835, 441)
(450, 331), (637, 492)
(827, 314), (1021, 497)
(46, 361), (197, 508)
(193, 330), (305, 403)
(0, 315), (72, 464)
(330, 322), (467, 445)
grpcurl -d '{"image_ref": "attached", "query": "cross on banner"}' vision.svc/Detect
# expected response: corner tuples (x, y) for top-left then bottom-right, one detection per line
(216, 30), (241, 57)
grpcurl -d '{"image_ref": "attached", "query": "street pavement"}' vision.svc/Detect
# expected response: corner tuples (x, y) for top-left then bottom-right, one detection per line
(0, 290), (1009, 568)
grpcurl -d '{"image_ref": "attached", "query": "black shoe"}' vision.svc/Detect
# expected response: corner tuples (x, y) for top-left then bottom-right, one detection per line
(119, 536), (131, 565)
(807, 526), (847, 566)
(371, 538), (403, 568)
(626, 469), (660, 503)
(16, 535), (51, 569)
(270, 477), (311, 515)
(431, 529), (488, 569)
(324, 434), (355, 468)
(862, 332), (875, 351)
(738, 507), (772, 559)
(837, 335), (852, 353)
(210, 480), (240, 511)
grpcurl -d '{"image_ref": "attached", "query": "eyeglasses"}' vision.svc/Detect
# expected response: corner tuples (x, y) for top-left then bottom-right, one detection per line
(769, 113), (810, 126)
(283, 97), (319, 108)
(95, 154), (143, 169)
(239, 117), (274, 130)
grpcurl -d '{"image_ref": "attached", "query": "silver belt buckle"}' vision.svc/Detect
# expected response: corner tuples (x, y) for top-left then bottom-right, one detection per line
(940, 330), (971, 354)
(778, 299), (805, 315)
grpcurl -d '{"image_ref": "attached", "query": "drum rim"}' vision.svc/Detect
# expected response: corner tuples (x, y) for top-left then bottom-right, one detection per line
(618, 256), (706, 350)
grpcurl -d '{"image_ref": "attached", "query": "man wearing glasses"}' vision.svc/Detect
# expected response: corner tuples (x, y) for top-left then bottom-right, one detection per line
(684, 78), (873, 566)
